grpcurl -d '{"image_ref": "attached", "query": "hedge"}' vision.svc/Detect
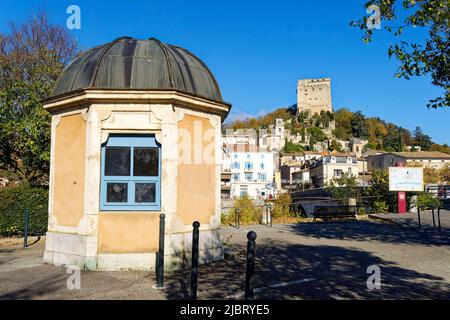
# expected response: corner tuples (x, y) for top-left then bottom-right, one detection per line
(0, 184), (48, 237)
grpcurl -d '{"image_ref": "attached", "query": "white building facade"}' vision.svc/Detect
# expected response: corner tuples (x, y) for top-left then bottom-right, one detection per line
(309, 154), (359, 188)
(223, 144), (275, 199)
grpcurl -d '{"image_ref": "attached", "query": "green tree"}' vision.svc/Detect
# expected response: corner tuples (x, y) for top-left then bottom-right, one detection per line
(351, 111), (368, 139)
(325, 173), (360, 205)
(329, 140), (343, 152)
(353, 0), (449, 108)
(0, 11), (79, 183)
(412, 126), (433, 150)
(333, 108), (354, 140)
(382, 124), (403, 151)
(367, 169), (396, 212)
(307, 127), (327, 142)
(284, 139), (304, 153)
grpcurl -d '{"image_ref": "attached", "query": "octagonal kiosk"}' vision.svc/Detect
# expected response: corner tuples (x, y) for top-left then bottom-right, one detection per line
(42, 37), (231, 270)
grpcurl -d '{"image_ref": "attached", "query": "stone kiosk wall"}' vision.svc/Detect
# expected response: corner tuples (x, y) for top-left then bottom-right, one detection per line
(43, 90), (229, 271)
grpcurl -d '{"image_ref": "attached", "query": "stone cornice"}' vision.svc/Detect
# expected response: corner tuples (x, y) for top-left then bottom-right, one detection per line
(43, 89), (232, 120)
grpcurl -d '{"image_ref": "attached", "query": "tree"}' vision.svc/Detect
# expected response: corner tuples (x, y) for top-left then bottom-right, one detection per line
(353, 0), (450, 108)
(226, 107), (293, 130)
(367, 169), (397, 212)
(329, 140), (343, 152)
(350, 111), (368, 139)
(0, 11), (79, 183)
(334, 108), (353, 140)
(325, 173), (360, 205)
(366, 117), (388, 145)
(412, 126), (433, 150)
(284, 140), (304, 153)
(307, 127), (327, 142)
(439, 165), (450, 183)
(431, 143), (450, 154)
(424, 167), (440, 184)
(319, 110), (332, 128)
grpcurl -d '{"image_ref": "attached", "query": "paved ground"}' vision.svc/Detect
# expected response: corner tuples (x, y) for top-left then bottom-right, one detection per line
(370, 209), (450, 230)
(1, 215), (450, 299)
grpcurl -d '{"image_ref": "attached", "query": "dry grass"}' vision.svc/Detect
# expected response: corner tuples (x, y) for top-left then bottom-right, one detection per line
(0, 236), (43, 247)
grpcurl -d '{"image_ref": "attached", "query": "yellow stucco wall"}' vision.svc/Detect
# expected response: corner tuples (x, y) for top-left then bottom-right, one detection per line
(53, 113), (86, 227)
(97, 213), (159, 253)
(177, 114), (216, 225)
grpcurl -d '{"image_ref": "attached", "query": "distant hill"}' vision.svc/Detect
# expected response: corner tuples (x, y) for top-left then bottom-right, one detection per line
(224, 106), (450, 154)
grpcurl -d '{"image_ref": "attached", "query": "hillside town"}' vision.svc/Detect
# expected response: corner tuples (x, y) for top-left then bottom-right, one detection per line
(220, 78), (450, 203)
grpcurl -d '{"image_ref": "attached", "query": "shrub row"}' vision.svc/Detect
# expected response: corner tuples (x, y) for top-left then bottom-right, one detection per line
(0, 184), (48, 237)
(221, 193), (295, 225)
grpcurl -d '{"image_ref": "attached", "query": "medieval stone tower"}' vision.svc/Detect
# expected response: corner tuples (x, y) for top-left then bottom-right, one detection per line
(297, 78), (333, 115)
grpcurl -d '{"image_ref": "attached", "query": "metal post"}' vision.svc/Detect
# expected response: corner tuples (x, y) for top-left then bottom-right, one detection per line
(190, 221), (200, 300)
(437, 208), (441, 232)
(269, 205), (272, 227)
(156, 214), (165, 288)
(235, 208), (240, 229)
(432, 208), (436, 228)
(264, 205), (268, 225)
(245, 231), (257, 300)
(23, 208), (29, 248)
(417, 207), (422, 229)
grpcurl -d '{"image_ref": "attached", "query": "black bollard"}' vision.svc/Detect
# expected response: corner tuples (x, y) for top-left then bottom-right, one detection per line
(417, 207), (422, 229)
(23, 208), (29, 248)
(432, 208), (436, 228)
(156, 214), (165, 288)
(438, 208), (441, 232)
(190, 221), (200, 300)
(245, 231), (257, 300)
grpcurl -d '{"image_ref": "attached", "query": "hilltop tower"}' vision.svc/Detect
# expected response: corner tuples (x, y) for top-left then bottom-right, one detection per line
(297, 78), (333, 115)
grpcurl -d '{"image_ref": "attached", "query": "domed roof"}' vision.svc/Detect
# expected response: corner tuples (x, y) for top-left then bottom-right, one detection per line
(51, 37), (223, 102)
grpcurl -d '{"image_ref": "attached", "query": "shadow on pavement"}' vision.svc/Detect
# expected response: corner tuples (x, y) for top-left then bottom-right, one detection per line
(287, 220), (450, 246)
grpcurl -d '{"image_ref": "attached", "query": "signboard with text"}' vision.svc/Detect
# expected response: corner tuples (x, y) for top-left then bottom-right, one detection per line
(389, 167), (424, 192)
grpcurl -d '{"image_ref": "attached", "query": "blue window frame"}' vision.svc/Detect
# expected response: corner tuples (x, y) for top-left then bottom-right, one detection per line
(100, 135), (161, 211)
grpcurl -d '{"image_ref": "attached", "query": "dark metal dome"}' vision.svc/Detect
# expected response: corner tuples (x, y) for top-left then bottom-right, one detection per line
(51, 37), (223, 102)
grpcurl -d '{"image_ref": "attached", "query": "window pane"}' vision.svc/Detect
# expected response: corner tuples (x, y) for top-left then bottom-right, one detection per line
(105, 147), (130, 176)
(135, 183), (156, 203)
(107, 183), (128, 202)
(134, 147), (159, 176)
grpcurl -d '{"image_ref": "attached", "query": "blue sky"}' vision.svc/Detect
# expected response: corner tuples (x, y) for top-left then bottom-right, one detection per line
(1, 0), (448, 144)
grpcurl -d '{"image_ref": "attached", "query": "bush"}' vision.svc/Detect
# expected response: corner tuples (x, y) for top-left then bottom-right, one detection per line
(367, 169), (397, 212)
(273, 193), (294, 218)
(416, 192), (440, 210)
(233, 195), (261, 223)
(0, 183), (48, 237)
(371, 201), (389, 213)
